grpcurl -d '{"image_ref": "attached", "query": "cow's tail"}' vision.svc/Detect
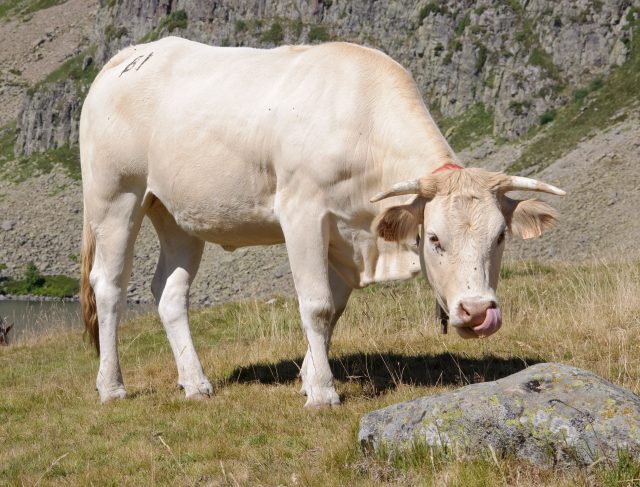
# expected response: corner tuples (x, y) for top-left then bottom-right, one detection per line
(81, 210), (99, 354)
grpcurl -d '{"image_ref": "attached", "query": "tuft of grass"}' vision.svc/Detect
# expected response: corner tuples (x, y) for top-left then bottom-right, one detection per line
(507, 19), (640, 174)
(598, 449), (640, 486)
(418, 2), (448, 24)
(234, 19), (247, 33)
(528, 47), (561, 81)
(474, 43), (487, 74)
(142, 10), (188, 42)
(539, 109), (557, 125)
(572, 88), (588, 103)
(308, 25), (330, 43)
(500, 260), (555, 279)
(260, 21), (284, 44)
(158, 9), (187, 33)
(438, 102), (494, 151)
(291, 18), (303, 38)
(105, 23), (128, 42)
(453, 13), (470, 35)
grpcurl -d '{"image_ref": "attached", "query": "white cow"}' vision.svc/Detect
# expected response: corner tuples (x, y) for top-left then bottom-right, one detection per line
(80, 37), (564, 407)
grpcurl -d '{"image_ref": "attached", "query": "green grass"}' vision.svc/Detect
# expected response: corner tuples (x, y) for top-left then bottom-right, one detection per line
(104, 23), (128, 42)
(418, 2), (448, 24)
(528, 47), (561, 81)
(539, 109), (557, 125)
(308, 25), (330, 43)
(5, 144), (81, 181)
(438, 102), (494, 151)
(260, 21), (284, 44)
(1, 261), (640, 484)
(142, 10), (188, 42)
(0, 122), (17, 169)
(0, 0), (66, 19)
(507, 19), (640, 174)
(0, 123), (80, 180)
(0, 274), (78, 298)
(29, 47), (98, 96)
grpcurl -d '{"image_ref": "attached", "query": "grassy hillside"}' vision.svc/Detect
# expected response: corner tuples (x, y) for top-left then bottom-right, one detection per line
(1, 261), (639, 485)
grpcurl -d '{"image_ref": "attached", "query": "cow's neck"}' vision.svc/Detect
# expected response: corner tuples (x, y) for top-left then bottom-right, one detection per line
(357, 110), (456, 287)
(376, 109), (458, 192)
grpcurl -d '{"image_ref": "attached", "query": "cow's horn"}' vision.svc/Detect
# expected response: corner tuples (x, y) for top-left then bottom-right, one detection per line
(370, 179), (422, 202)
(503, 176), (566, 196)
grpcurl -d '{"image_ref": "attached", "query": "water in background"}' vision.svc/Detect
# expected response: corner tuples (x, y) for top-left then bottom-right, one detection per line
(0, 300), (154, 341)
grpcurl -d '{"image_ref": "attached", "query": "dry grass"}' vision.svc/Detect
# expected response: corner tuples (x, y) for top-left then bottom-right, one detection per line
(1, 260), (639, 485)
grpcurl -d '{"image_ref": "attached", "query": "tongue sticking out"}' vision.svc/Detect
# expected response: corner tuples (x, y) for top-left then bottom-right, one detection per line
(472, 308), (502, 338)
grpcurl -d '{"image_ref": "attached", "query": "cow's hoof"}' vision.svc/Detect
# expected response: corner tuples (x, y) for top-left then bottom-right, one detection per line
(184, 381), (213, 400)
(304, 386), (340, 408)
(98, 385), (127, 403)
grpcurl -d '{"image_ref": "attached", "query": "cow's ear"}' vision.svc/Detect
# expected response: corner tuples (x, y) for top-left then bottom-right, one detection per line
(502, 197), (558, 240)
(373, 197), (425, 242)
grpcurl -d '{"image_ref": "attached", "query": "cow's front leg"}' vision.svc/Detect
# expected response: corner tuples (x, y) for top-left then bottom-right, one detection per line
(298, 296), (340, 407)
(281, 206), (340, 407)
(299, 266), (352, 399)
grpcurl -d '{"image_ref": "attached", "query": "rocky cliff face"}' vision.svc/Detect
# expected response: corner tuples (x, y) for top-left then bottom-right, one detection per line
(15, 80), (83, 156)
(13, 0), (636, 157)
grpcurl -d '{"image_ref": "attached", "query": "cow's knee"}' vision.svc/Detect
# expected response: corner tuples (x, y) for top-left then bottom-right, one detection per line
(300, 297), (334, 334)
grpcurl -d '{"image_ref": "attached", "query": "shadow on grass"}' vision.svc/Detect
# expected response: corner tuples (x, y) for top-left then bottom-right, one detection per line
(228, 352), (542, 397)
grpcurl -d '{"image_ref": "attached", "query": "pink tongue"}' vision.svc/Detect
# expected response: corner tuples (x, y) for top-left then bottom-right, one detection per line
(472, 308), (502, 337)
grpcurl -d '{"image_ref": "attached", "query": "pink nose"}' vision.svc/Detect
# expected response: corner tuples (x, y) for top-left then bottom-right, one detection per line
(458, 299), (497, 326)
(457, 299), (502, 338)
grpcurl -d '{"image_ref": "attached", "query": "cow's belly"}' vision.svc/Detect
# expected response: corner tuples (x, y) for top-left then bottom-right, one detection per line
(148, 151), (284, 248)
(175, 204), (284, 248)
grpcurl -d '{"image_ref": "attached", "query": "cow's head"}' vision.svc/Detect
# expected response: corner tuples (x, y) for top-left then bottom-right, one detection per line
(371, 167), (565, 339)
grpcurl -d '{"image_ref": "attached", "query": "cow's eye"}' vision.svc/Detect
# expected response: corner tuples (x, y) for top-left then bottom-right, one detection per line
(497, 231), (506, 245)
(429, 234), (442, 250)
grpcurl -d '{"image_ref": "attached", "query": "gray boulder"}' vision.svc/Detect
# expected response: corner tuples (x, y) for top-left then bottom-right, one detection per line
(358, 363), (640, 467)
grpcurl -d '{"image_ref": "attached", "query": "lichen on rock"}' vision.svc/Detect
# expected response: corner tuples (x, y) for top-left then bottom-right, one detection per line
(358, 363), (640, 467)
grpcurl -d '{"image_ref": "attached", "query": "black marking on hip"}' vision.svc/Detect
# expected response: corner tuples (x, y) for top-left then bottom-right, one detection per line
(120, 55), (143, 77)
(136, 52), (153, 71)
(119, 52), (153, 77)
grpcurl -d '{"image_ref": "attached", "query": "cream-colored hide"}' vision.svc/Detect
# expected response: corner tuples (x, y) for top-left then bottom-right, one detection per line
(80, 37), (564, 407)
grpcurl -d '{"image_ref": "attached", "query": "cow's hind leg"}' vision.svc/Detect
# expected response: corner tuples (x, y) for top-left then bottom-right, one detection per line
(90, 192), (146, 402)
(299, 266), (351, 397)
(147, 198), (211, 399)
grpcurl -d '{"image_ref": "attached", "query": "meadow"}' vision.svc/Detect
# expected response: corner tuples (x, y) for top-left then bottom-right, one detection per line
(1, 260), (640, 486)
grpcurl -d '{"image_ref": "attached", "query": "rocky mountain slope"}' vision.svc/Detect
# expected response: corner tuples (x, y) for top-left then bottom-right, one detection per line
(0, 0), (639, 304)
(11, 0), (636, 155)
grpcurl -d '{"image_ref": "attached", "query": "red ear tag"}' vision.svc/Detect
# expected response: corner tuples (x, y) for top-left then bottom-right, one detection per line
(432, 163), (464, 174)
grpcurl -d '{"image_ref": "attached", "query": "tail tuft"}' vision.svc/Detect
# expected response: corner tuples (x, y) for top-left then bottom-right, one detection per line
(81, 213), (99, 354)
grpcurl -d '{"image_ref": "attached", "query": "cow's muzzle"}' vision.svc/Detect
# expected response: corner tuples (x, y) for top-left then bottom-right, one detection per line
(452, 298), (502, 338)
